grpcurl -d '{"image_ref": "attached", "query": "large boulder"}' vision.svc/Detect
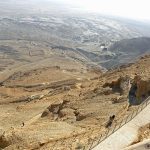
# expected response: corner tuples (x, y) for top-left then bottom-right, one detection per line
(41, 109), (53, 118)
(135, 76), (150, 100)
(41, 100), (70, 120)
(103, 75), (131, 95)
(74, 111), (87, 121)
(59, 108), (76, 121)
(0, 131), (10, 149)
(128, 75), (150, 105)
(41, 100), (87, 122)
(49, 100), (69, 111)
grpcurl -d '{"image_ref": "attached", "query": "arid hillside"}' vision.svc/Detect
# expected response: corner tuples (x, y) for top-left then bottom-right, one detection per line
(0, 54), (150, 150)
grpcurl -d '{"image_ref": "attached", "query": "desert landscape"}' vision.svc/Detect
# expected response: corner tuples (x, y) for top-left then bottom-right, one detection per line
(1, 54), (150, 149)
(0, 0), (150, 150)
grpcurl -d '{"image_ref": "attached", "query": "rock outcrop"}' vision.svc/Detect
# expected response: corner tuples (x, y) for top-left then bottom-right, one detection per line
(128, 75), (150, 105)
(59, 108), (76, 121)
(0, 131), (10, 149)
(41, 100), (87, 122)
(130, 76), (150, 101)
(41, 100), (69, 119)
(103, 75), (131, 95)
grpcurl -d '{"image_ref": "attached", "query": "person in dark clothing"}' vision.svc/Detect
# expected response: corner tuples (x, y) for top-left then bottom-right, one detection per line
(105, 115), (115, 128)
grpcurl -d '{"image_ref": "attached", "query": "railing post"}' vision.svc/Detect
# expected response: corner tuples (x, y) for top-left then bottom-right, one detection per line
(125, 114), (130, 124)
(118, 118), (124, 129)
(112, 124), (117, 133)
(88, 137), (93, 150)
(105, 128), (110, 138)
(97, 133), (103, 144)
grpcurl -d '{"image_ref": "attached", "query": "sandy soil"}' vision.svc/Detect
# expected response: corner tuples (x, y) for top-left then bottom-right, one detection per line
(0, 55), (150, 149)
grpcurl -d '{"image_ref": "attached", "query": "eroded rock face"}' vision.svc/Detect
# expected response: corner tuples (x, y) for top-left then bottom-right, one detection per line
(0, 132), (11, 149)
(75, 112), (87, 121)
(128, 75), (150, 105)
(103, 75), (131, 95)
(41, 100), (87, 122)
(59, 108), (76, 121)
(41, 100), (69, 119)
(41, 109), (52, 118)
(134, 76), (150, 100)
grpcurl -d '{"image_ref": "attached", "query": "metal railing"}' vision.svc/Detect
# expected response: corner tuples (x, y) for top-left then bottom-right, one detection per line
(88, 96), (150, 150)
(40, 96), (150, 150)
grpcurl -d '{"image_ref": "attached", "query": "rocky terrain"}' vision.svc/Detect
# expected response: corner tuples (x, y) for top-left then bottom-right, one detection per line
(133, 122), (150, 146)
(0, 1), (150, 149)
(104, 37), (150, 68)
(0, 53), (150, 149)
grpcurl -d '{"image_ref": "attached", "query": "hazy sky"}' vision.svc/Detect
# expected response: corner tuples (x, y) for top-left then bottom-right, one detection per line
(52, 0), (150, 21)
(1, 0), (150, 22)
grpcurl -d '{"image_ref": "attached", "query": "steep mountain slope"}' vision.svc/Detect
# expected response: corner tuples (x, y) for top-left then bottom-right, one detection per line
(0, 54), (150, 150)
(101, 37), (150, 68)
(109, 37), (150, 54)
